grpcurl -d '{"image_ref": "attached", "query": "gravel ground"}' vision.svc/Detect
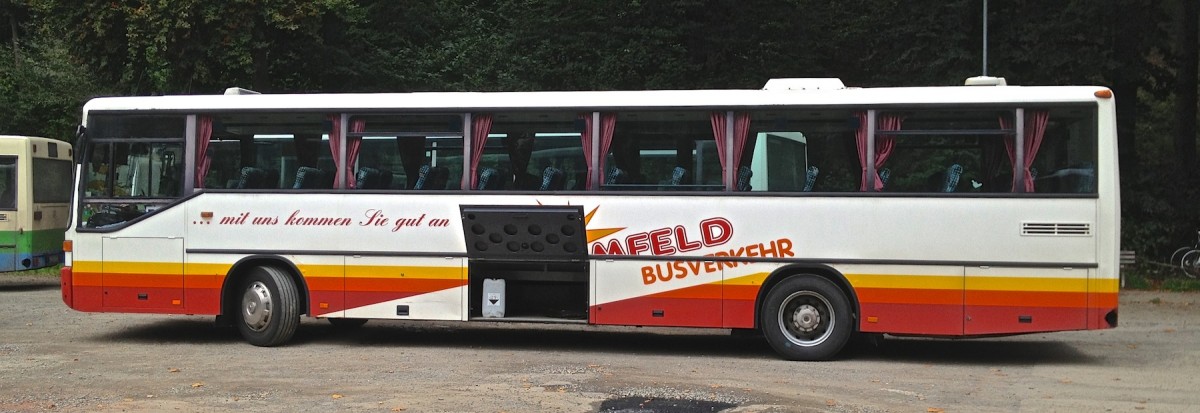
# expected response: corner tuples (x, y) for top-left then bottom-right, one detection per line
(1, 272), (1197, 412)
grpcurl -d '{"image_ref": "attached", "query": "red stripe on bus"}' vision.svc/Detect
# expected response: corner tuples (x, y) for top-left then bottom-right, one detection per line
(592, 297), (723, 327)
(859, 302), (964, 335)
(964, 305), (1087, 335)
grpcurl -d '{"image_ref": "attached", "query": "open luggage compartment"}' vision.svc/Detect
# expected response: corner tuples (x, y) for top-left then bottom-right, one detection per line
(460, 205), (590, 323)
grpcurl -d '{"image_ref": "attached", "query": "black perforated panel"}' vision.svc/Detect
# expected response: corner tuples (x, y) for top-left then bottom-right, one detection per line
(460, 205), (588, 261)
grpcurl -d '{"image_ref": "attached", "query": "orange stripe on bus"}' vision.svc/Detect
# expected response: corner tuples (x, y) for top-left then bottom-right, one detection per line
(1090, 292), (1119, 307)
(650, 283), (723, 300)
(966, 290), (1086, 308)
(94, 273), (182, 288)
(345, 277), (466, 293)
(855, 287), (962, 306)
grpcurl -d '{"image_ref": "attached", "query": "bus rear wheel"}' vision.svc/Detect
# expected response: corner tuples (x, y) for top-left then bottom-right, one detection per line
(235, 266), (300, 347)
(760, 275), (852, 361)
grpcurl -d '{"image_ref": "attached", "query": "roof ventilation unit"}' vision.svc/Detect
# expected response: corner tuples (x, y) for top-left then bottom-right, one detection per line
(224, 87), (261, 95)
(964, 76), (1007, 86)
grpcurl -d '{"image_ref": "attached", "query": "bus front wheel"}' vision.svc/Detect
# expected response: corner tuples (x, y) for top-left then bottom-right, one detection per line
(236, 266), (300, 347)
(760, 275), (852, 361)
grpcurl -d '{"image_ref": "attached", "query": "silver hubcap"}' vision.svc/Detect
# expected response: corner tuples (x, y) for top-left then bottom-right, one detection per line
(777, 291), (834, 347)
(242, 281), (272, 332)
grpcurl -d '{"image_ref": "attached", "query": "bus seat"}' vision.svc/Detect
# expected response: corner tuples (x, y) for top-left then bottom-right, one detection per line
(236, 167), (266, 189)
(605, 166), (626, 185)
(941, 164), (963, 192)
(415, 165), (449, 190)
(294, 166), (325, 189)
(379, 169), (394, 189)
(355, 167), (381, 189)
(736, 166), (753, 191)
(878, 168), (891, 189)
(667, 166), (688, 186)
(414, 165), (431, 189)
(476, 167), (502, 190)
(540, 166), (565, 191)
(803, 166), (819, 192)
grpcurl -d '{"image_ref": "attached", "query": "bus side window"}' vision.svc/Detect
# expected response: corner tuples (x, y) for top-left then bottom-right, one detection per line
(0, 157), (16, 209)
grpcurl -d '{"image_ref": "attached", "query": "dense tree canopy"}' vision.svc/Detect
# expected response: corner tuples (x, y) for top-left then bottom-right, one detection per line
(1, 0), (1197, 259)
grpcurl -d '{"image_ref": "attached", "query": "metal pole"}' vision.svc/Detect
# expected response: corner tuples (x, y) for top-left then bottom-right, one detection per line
(982, 0), (988, 76)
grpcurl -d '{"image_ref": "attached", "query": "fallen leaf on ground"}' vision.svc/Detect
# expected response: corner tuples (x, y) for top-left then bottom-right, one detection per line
(331, 394), (343, 399)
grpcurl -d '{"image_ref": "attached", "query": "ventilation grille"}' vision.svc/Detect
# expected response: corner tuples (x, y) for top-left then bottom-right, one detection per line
(1022, 222), (1091, 236)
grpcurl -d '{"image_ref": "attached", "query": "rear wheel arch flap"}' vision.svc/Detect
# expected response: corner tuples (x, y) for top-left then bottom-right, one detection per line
(755, 264), (859, 330)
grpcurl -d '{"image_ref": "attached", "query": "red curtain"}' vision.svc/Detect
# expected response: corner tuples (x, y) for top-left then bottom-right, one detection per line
(469, 114), (493, 189)
(195, 115), (213, 188)
(347, 119), (365, 188)
(327, 115), (363, 189)
(710, 112), (751, 190)
(580, 112), (617, 190)
(1000, 110), (1049, 192)
(854, 112), (903, 191)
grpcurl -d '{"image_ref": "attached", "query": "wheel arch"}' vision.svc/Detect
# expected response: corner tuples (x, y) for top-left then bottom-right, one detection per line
(753, 263), (859, 331)
(220, 255), (311, 317)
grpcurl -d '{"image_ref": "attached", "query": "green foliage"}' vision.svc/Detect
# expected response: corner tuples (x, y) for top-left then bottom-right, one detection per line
(1122, 270), (1153, 290)
(30, 0), (363, 94)
(1161, 277), (1200, 292)
(0, 37), (102, 141)
(1120, 260), (1200, 291)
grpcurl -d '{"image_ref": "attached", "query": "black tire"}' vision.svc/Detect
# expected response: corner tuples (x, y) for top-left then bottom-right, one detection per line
(235, 266), (301, 347)
(1171, 247), (1192, 266)
(328, 318), (368, 328)
(1182, 250), (1200, 279)
(760, 275), (853, 361)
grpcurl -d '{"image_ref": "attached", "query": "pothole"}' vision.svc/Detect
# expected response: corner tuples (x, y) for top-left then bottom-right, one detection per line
(598, 396), (736, 413)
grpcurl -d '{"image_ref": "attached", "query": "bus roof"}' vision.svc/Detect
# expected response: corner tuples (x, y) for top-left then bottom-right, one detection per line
(0, 135), (69, 145)
(81, 82), (1112, 117)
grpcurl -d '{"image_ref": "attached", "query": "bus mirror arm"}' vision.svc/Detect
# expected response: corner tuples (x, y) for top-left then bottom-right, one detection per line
(74, 125), (87, 165)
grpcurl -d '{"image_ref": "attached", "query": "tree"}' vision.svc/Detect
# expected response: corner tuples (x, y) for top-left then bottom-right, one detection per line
(32, 0), (364, 94)
(1175, 0), (1198, 177)
(0, 1), (102, 141)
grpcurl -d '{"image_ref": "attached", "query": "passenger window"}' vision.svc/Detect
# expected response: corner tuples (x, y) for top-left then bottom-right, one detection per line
(746, 110), (859, 192)
(604, 111), (721, 191)
(864, 110), (997, 193)
(200, 113), (332, 190)
(1025, 107), (1098, 194)
(480, 112), (585, 191)
(353, 114), (464, 190)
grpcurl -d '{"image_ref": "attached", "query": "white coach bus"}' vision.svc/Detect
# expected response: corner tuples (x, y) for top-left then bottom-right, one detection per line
(60, 78), (1119, 360)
